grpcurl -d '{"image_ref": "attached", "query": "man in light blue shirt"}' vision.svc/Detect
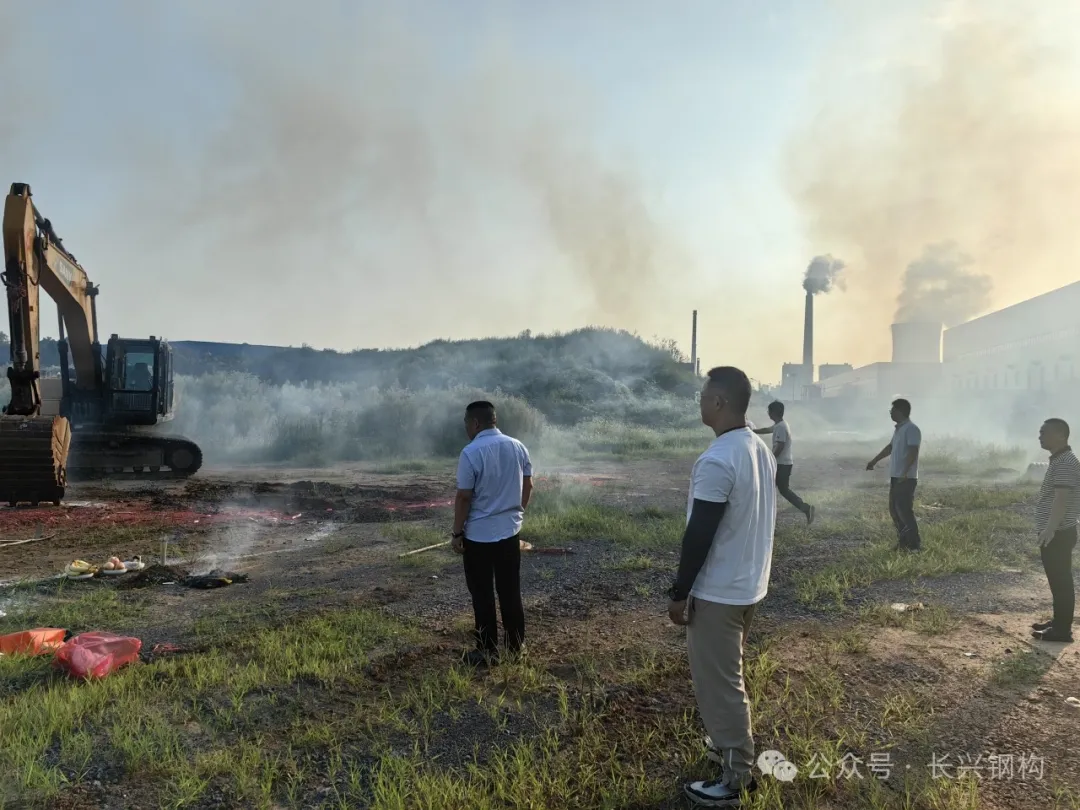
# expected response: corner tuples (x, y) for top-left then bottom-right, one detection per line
(451, 400), (533, 666)
(866, 398), (923, 551)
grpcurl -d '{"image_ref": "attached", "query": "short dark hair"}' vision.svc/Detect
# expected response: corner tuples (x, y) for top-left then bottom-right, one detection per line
(891, 398), (912, 417)
(466, 400), (496, 426)
(705, 366), (752, 415)
(768, 400), (785, 418)
(1044, 417), (1070, 439)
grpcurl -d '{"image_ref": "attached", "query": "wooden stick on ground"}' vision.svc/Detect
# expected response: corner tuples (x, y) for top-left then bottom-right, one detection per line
(0, 533), (57, 549)
(399, 540), (450, 557)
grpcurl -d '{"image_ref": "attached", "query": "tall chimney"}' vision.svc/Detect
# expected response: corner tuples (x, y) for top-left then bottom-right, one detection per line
(802, 290), (814, 378)
(690, 310), (698, 375)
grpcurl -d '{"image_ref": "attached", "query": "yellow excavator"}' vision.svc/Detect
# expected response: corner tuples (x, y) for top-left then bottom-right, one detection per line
(0, 183), (202, 505)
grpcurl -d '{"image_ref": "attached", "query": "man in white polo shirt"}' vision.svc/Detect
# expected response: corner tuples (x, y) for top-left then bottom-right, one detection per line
(451, 401), (533, 667)
(668, 366), (777, 807)
(866, 398), (922, 551)
(754, 400), (815, 525)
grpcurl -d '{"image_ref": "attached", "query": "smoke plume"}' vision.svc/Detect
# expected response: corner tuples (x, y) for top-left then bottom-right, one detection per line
(896, 241), (991, 326)
(3, 4), (690, 350)
(803, 254), (846, 295)
(787, 1), (1080, 362)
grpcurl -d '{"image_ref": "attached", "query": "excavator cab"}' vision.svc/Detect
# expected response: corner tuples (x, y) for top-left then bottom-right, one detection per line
(57, 334), (176, 427)
(103, 336), (176, 425)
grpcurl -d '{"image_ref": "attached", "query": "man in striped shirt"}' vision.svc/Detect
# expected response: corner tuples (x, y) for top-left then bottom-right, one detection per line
(1032, 418), (1079, 643)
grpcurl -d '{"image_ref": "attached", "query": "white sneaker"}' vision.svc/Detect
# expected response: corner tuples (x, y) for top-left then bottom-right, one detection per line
(684, 777), (757, 807)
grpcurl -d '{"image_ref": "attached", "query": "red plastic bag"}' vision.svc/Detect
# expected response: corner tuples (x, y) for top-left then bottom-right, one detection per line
(54, 632), (142, 680)
(0, 628), (66, 656)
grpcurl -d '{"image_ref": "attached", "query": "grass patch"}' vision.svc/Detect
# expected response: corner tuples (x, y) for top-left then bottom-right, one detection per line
(920, 484), (1035, 511)
(0, 607), (413, 806)
(366, 458), (451, 476)
(794, 510), (1031, 607)
(990, 649), (1051, 687)
(549, 419), (707, 461)
(0, 588), (147, 636)
(522, 489), (681, 550)
(383, 523), (446, 550)
(858, 602), (954, 636)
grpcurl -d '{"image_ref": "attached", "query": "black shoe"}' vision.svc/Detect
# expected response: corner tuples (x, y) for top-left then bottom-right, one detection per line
(805, 505), (816, 526)
(1031, 619), (1055, 632)
(1032, 628), (1074, 643)
(461, 649), (498, 667)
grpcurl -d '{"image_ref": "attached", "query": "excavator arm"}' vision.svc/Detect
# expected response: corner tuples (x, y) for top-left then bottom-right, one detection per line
(3, 183), (101, 416)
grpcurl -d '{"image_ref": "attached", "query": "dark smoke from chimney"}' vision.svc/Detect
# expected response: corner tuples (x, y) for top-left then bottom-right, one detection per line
(803, 254), (846, 295)
(896, 241), (992, 327)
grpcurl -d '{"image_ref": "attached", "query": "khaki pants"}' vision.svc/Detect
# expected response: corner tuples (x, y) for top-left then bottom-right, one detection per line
(687, 596), (757, 788)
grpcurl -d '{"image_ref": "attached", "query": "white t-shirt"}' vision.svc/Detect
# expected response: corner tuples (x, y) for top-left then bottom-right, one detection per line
(686, 427), (777, 606)
(771, 420), (793, 465)
(889, 420), (922, 479)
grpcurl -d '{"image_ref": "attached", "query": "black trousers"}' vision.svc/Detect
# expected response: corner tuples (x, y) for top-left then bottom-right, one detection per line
(1041, 526), (1077, 631)
(776, 464), (809, 512)
(889, 478), (922, 550)
(462, 535), (525, 653)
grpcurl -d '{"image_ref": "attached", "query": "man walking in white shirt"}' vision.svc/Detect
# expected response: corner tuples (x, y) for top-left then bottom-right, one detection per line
(754, 401), (815, 525)
(668, 366), (777, 807)
(866, 398), (923, 552)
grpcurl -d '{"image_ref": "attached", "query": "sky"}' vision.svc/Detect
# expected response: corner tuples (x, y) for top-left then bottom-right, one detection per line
(3, 0), (1079, 384)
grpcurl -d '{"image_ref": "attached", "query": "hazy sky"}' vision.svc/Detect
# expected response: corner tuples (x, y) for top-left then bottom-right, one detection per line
(3, 0), (1079, 383)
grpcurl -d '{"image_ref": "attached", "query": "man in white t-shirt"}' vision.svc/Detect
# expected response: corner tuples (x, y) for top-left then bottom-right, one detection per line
(866, 398), (922, 551)
(754, 401), (815, 525)
(667, 366), (777, 807)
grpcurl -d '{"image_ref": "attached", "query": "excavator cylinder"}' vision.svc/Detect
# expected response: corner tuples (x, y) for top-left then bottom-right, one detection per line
(0, 414), (70, 506)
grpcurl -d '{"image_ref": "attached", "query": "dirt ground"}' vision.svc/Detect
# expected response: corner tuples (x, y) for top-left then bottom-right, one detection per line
(1, 445), (1078, 809)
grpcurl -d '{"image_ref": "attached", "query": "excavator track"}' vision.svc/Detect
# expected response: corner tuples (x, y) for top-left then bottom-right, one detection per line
(67, 432), (203, 481)
(0, 415), (72, 506)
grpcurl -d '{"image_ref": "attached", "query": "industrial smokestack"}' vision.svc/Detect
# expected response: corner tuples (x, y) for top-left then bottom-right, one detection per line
(691, 310), (698, 375)
(799, 254), (844, 385)
(803, 291), (813, 372)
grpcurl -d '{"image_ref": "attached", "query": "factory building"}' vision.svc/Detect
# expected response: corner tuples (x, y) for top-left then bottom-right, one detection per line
(784, 279), (1080, 404)
(942, 281), (1080, 393)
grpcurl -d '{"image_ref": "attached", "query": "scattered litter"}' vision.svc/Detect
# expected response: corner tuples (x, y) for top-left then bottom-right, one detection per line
(54, 632), (142, 680)
(1066, 697), (1080, 709)
(115, 564), (190, 590)
(891, 602), (925, 613)
(0, 628), (67, 656)
(963, 652), (978, 658)
(142, 642), (187, 663)
(180, 570), (250, 589)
